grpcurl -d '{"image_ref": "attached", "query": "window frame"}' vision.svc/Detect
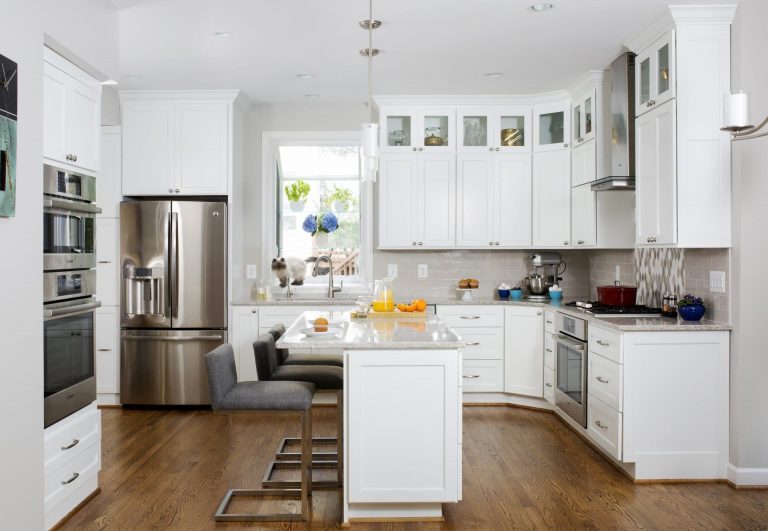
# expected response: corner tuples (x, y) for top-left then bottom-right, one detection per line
(261, 131), (373, 295)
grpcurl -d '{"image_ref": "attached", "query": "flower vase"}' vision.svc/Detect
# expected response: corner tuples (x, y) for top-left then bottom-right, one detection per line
(315, 232), (329, 249)
(679, 304), (706, 321)
(289, 200), (305, 212)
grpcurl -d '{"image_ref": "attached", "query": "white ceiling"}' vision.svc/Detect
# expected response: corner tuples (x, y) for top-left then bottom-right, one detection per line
(114, 0), (732, 104)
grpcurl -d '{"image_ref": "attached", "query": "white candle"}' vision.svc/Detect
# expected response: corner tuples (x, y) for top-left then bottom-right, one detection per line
(725, 92), (751, 129)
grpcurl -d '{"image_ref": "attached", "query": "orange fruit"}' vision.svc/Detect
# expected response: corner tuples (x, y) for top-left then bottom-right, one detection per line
(404, 304), (416, 312)
(412, 299), (427, 312)
(396, 303), (408, 312)
(314, 317), (329, 332)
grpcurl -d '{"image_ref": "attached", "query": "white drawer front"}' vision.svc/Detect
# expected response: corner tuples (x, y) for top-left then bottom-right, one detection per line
(544, 333), (555, 369)
(588, 325), (622, 364)
(437, 306), (504, 328)
(587, 396), (622, 461)
(544, 366), (555, 405)
(44, 404), (100, 472)
(461, 360), (503, 393)
(44, 441), (100, 505)
(589, 353), (622, 412)
(454, 327), (503, 360)
(544, 311), (556, 334)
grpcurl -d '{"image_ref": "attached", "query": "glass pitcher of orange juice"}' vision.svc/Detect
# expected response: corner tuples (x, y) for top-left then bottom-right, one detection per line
(372, 278), (394, 312)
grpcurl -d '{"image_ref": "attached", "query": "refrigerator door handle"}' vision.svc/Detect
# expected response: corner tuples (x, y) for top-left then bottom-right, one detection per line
(170, 211), (179, 321)
(122, 334), (225, 342)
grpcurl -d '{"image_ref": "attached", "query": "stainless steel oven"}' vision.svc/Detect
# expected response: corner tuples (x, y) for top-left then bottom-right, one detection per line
(43, 164), (101, 271)
(555, 312), (588, 428)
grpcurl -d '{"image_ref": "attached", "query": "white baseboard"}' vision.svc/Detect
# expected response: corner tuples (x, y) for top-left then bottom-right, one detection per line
(727, 463), (768, 486)
(97, 393), (120, 406)
(462, 392), (553, 410)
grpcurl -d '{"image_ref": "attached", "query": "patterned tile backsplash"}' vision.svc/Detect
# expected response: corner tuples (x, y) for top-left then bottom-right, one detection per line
(634, 248), (685, 307)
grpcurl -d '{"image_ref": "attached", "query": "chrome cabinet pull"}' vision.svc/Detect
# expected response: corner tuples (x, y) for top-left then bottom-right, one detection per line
(98, 260), (111, 264)
(61, 439), (79, 451)
(463, 375), (480, 379)
(537, 311), (542, 316)
(563, 241), (569, 245)
(596, 376), (610, 384)
(465, 341), (481, 346)
(495, 241), (500, 245)
(460, 316), (480, 320)
(546, 319), (553, 324)
(489, 241), (494, 246)
(577, 240), (585, 245)
(418, 241), (423, 246)
(412, 241), (416, 246)
(73, 155), (78, 162)
(596, 340), (609, 346)
(545, 348), (553, 353)
(97, 348), (111, 352)
(545, 383), (553, 388)
(495, 147), (500, 151)
(595, 420), (608, 430)
(61, 472), (80, 485)
(169, 188), (173, 193)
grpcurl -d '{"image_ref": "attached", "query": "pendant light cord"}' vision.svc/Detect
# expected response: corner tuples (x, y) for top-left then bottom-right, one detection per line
(368, 0), (374, 123)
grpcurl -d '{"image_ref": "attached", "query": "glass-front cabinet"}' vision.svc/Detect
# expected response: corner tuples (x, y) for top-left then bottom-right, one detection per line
(380, 107), (455, 153)
(635, 31), (675, 116)
(457, 106), (531, 153)
(572, 88), (596, 145)
(533, 102), (571, 152)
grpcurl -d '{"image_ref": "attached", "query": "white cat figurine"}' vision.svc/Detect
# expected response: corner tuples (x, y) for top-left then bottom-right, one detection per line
(271, 257), (308, 288)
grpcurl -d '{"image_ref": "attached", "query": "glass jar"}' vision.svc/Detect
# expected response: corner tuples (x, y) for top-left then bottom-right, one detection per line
(372, 278), (394, 312)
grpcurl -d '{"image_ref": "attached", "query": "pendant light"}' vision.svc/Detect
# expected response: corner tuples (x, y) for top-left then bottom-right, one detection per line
(360, 0), (380, 182)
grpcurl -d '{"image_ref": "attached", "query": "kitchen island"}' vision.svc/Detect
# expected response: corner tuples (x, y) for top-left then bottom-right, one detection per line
(277, 311), (465, 525)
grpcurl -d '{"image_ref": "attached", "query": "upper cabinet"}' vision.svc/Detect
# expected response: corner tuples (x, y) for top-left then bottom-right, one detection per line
(120, 92), (241, 196)
(532, 150), (571, 247)
(457, 107), (532, 153)
(43, 48), (102, 175)
(381, 107), (455, 154)
(635, 32), (675, 117)
(533, 102), (570, 152)
(572, 88), (596, 145)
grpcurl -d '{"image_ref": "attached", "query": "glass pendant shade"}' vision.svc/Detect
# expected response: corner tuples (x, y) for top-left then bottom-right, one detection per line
(361, 122), (379, 182)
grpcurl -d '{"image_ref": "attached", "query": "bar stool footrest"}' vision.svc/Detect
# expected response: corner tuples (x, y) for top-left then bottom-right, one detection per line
(276, 436), (338, 462)
(263, 460), (340, 489)
(214, 488), (307, 522)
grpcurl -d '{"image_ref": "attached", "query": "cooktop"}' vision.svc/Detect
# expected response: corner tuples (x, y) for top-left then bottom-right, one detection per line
(565, 301), (663, 316)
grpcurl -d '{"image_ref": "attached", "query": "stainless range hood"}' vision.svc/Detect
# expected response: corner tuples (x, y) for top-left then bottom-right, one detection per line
(591, 52), (636, 191)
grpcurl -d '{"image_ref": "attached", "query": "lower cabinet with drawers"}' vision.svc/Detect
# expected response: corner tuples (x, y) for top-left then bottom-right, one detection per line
(583, 324), (730, 480)
(543, 310), (556, 405)
(44, 402), (101, 530)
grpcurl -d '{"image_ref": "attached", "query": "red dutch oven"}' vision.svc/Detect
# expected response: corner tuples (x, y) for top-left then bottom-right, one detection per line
(596, 285), (638, 307)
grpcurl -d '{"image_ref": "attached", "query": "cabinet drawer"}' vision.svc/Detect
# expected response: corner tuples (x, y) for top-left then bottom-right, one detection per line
(438, 306), (504, 328)
(461, 360), (503, 393)
(544, 332), (555, 369)
(589, 353), (622, 412)
(44, 441), (100, 506)
(454, 327), (503, 360)
(44, 404), (100, 473)
(588, 325), (622, 364)
(544, 366), (555, 405)
(544, 311), (556, 334)
(587, 396), (622, 461)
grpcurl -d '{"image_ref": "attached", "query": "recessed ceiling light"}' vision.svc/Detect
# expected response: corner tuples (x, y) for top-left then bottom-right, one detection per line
(529, 3), (554, 12)
(214, 32), (232, 37)
(101, 79), (118, 86)
(124, 75), (143, 80)
(482, 72), (504, 78)
(296, 73), (314, 80)
(304, 94), (320, 99)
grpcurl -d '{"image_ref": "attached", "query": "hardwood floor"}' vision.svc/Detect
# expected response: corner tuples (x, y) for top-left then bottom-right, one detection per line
(61, 406), (767, 530)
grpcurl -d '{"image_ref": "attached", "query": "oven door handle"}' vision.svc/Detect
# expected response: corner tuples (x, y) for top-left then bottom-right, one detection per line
(554, 333), (585, 351)
(44, 197), (103, 215)
(44, 301), (101, 318)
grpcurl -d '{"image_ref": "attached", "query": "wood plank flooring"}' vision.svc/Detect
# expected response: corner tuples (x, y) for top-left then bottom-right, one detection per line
(61, 406), (768, 530)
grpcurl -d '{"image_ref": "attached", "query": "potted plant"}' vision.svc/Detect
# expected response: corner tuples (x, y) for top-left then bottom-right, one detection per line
(677, 293), (706, 321)
(284, 179), (310, 212)
(302, 211), (340, 248)
(325, 186), (356, 212)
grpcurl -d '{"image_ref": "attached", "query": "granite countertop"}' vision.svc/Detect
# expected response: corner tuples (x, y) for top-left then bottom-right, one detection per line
(276, 311), (465, 350)
(234, 296), (731, 332)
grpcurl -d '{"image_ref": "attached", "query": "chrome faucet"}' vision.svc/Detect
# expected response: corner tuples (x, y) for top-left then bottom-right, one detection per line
(313, 254), (343, 298)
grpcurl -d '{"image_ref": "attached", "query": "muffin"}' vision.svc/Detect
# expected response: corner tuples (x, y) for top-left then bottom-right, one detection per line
(458, 279), (470, 289)
(469, 279), (479, 289)
(314, 317), (329, 333)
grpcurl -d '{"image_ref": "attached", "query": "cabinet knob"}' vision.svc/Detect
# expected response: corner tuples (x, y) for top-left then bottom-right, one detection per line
(412, 241), (417, 246)
(169, 188), (173, 193)
(488, 147), (494, 152)
(419, 147), (424, 152)
(495, 147), (500, 152)
(412, 147), (417, 152)
(537, 311), (542, 316)
(174, 189), (180, 193)
(73, 154), (78, 162)
(577, 240), (584, 245)
(489, 241), (494, 246)
(564, 143), (569, 148)
(418, 241), (423, 246)
(563, 241), (569, 245)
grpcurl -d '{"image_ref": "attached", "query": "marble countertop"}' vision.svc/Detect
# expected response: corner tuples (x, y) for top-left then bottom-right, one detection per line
(276, 311), (465, 350)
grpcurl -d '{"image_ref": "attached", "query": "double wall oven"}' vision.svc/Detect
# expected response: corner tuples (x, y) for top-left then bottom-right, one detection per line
(554, 312), (588, 428)
(43, 164), (102, 428)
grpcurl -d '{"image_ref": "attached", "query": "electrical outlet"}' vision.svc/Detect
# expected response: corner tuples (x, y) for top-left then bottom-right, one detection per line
(387, 264), (398, 278)
(710, 271), (726, 293)
(417, 264), (429, 279)
(246, 264), (258, 279)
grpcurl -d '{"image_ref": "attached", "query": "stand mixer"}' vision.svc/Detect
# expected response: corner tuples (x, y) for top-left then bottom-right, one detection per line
(524, 253), (566, 301)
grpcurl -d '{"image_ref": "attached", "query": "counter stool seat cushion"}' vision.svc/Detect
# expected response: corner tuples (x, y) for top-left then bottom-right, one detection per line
(272, 364), (343, 390)
(218, 381), (315, 411)
(283, 353), (343, 367)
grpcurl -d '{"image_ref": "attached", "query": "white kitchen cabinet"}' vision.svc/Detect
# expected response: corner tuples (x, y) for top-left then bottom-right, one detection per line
(635, 100), (676, 245)
(571, 139), (596, 187)
(378, 152), (455, 249)
(99, 126), (122, 217)
(347, 349), (460, 503)
(43, 48), (101, 174)
(572, 88), (596, 145)
(570, 183), (596, 247)
(231, 306), (260, 381)
(96, 218), (119, 307)
(533, 101), (570, 152)
(532, 150), (571, 247)
(120, 92), (238, 196)
(635, 31), (675, 117)
(456, 153), (532, 248)
(95, 307), (119, 394)
(504, 306), (544, 397)
(457, 106), (531, 153)
(380, 107), (455, 153)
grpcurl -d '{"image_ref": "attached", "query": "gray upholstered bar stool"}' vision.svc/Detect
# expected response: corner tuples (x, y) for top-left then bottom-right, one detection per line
(254, 333), (344, 489)
(268, 323), (343, 367)
(204, 343), (314, 522)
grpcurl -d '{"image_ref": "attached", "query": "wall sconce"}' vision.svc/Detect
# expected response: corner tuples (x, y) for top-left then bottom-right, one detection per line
(721, 91), (768, 141)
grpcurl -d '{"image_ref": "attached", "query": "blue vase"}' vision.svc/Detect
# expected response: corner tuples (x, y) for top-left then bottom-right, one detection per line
(679, 304), (705, 321)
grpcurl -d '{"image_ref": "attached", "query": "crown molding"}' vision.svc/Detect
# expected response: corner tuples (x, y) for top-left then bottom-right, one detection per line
(119, 89), (244, 106)
(670, 4), (737, 24)
(374, 90), (572, 107)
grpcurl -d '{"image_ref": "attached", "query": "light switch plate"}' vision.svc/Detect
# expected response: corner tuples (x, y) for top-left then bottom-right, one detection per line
(710, 271), (726, 293)
(246, 264), (258, 279)
(417, 264), (428, 279)
(387, 264), (398, 278)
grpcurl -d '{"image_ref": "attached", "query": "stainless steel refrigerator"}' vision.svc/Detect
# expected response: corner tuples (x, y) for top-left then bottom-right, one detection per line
(120, 200), (227, 405)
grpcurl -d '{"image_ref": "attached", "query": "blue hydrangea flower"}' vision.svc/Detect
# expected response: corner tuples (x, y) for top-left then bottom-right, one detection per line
(302, 214), (318, 235)
(319, 212), (339, 233)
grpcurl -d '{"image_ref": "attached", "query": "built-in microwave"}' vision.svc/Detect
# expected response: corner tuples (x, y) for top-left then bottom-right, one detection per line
(43, 164), (101, 272)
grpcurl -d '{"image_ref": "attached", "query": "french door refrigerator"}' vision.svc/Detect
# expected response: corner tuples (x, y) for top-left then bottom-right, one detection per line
(120, 200), (227, 405)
